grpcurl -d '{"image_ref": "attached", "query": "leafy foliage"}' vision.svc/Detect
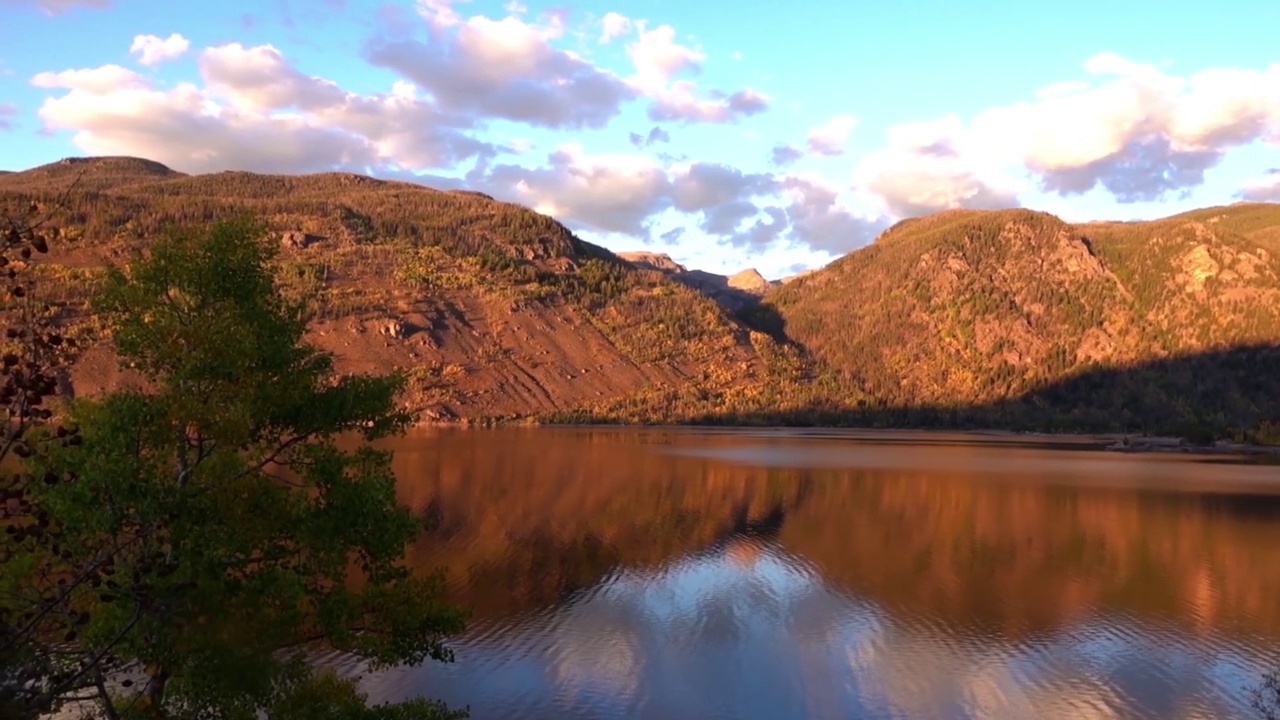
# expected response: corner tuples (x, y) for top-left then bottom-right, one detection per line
(2, 218), (464, 719)
(0, 196), (92, 720)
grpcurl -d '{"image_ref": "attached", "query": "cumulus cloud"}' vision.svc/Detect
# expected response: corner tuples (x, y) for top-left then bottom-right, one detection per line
(130, 33), (190, 66)
(365, 5), (763, 127)
(485, 144), (670, 234)
(1239, 169), (1280, 202)
(669, 162), (774, 212)
(599, 15), (769, 124)
(365, 10), (634, 129)
(855, 115), (1020, 218)
(0, 103), (16, 131)
(2, 0), (109, 15)
(33, 44), (491, 174)
(29, 45), (878, 257)
(647, 84), (768, 123)
(599, 11), (632, 43)
(966, 53), (1280, 203)
(850, 53), (1280, 214)
(771, 144), (803, 167)
(779, 175), (887, 252)
(626, 22), (703, 90)
(32, 65), (149, 94)
(471, 145), (879, 253)
(200, 43), (345, 111)
(807, 114), (857, 156)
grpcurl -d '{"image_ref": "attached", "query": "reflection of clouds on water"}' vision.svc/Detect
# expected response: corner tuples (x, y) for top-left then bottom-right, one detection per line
(356, 536), (1273, 719)
(548, 618), (642, 706)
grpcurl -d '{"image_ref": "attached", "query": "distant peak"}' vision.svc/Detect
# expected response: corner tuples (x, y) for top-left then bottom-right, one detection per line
(617, 251), (688, 274)
(727, 268), (770, 291)
(50, 156), (179, 176)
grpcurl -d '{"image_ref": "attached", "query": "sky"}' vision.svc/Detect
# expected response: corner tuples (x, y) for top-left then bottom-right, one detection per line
(2, 0), (1280, 278)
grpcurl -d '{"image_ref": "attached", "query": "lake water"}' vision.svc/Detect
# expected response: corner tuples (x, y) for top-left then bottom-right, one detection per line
(332, 427), (1280, 719)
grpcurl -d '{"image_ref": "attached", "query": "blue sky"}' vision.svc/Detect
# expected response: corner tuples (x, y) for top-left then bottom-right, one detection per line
(2, 0), (1279, 277)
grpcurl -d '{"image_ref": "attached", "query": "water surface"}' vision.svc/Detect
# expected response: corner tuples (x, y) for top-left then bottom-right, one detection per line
(336, 428), (1280, 719)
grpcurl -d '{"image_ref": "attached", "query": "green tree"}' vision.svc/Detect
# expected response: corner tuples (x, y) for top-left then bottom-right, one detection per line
(3, 218), (465, 719)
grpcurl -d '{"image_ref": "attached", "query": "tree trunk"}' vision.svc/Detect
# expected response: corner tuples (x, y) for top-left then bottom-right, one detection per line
(144, 666), (170, 715)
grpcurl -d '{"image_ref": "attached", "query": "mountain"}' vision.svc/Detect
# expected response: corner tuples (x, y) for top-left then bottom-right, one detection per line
(615, 251), (779, 311)
(0, 156), (815, 422)
(5, 156), (1280, 439)
(761, 204), (1280, 438)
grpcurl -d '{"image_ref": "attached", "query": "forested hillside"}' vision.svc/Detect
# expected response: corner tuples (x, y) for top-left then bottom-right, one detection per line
(763, 205), (1280, 438)
(5, 156), (1280, 439)
(0, 156), (815, 422)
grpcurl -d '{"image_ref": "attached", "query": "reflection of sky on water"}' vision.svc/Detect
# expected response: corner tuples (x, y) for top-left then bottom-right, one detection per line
(354, 537), (1273, 720)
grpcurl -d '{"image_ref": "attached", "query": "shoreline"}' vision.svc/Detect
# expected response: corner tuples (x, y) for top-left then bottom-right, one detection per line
(404, 416), (1280, 458)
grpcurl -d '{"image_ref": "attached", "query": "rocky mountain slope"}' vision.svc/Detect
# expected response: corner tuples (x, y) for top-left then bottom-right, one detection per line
(0, 156), (813, 422)
(615, 251), (778, 311)
(5, 156), (1280, 438)
(763, 205), (1280, 437)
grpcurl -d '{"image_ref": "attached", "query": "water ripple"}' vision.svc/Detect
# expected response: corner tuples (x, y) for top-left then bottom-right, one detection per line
(345, 427), (1280, 719)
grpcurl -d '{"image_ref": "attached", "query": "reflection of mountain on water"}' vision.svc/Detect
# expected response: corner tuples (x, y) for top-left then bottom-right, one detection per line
(390, 428), (1280, 639)
(361, 534), (1270, 720)
(366, 427), (1280, 718)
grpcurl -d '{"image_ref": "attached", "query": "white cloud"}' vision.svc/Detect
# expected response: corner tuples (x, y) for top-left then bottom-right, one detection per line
(0, 103), (16, 131)
(626, 23), (703, 90)
(366, 12), (634, 129)
(26, 44), (880, 259)
(779, 174), (887, 252)
(1239, 169), (1280, 202)
(200, 43), (345, 111)
(771, 144), (803, 167)
(806, 114), (858, 156)
(852, 53), (1280, 214)
(33, 44), (491, 174)
(36, 81), (378, 174)
(622, 21), (768, 124)
(31, 65), (150, 94)
(647, 83), (768, 124)
(669, 162), (774, 212)
(485, 144), (670, 234)
(369, 4), (764, 127)
(599, 11), (632, 43)
(855, 115), (1020, 218)
(415, 0), (462, 28)
(130, 33), (190, 66)
(966, 53), (1280, 202)
(474, 148), (881, 254)
(1, 0), (109, 15)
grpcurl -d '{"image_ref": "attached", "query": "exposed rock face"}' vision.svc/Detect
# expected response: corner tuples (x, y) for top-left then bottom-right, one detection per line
(378, 318), (407, 340)
(767, 205), (1280, 415)
(615, 252), (779, 311)
(616, 252), (688, 273)
(728, 268), (770, 292)
(280, 231), (323, 250)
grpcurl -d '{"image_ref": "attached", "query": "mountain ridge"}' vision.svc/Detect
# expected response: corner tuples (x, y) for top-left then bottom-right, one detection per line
(5, 156), (1280, 440)
(0, 155), (809, 423)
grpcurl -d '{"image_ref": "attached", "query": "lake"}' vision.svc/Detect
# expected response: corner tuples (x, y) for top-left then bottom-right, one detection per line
(330, 427), (1280, 719)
